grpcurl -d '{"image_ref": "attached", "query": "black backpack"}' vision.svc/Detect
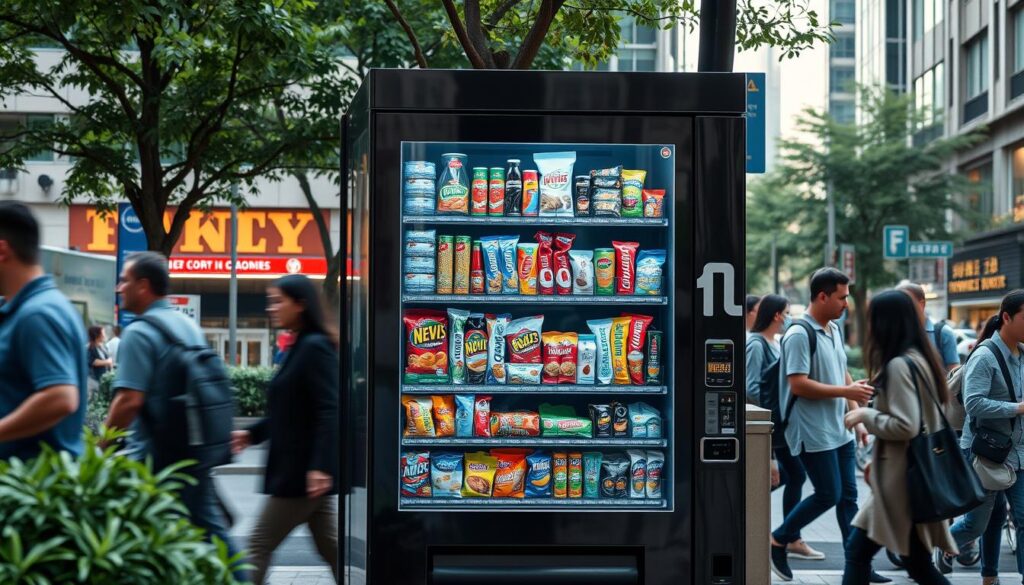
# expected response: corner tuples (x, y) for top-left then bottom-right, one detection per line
(755, 320), (817, 448)
(133, 315), (235, 474)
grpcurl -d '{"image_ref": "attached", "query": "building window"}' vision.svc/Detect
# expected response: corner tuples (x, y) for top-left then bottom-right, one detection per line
(959, 162), (994, 231)
(830, 99), (855, 123)
(832, 34), (855, 58)
(913, 0), (944, 41)
(1013, 145), (1024, 222)
(833, 0), (855, 24)
(830, 66), (855, 94)
(1015, 9), (1024, 74)
(913, 63), (944, 139)
(25, 115), (55, 163)
(966, 34), (989, 100)
(573, 14), (656, 71)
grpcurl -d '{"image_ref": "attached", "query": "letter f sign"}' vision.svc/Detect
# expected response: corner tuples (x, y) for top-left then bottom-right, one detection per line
(883, 226), (909, 260)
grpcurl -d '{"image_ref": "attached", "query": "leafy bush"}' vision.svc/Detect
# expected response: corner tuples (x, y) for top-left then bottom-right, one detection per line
(846, 346), (863, 369)
(0, 428), (247, 584)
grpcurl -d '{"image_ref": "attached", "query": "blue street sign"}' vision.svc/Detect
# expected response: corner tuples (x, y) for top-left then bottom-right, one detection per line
(116, 202), (148, 326)
(745, 73), (766, 174)
(883, 225), (909, 259)
(908, 241), (954, 258)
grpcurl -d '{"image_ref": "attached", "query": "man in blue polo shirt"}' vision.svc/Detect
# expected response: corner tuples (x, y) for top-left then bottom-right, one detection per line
(0, 202), (87, 461)
(898, 281), (960, 371)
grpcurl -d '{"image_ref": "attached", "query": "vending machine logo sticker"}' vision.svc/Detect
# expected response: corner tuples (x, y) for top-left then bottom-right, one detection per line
(696, 262), (743, 317)
(660, 147), (672, 159)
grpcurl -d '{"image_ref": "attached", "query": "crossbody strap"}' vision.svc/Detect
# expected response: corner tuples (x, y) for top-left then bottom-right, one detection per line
(970, 340), (1018, 434)
(902, 356), (953, 434)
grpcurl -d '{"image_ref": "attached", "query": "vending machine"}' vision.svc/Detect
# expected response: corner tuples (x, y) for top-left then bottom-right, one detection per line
(342, 70), (746, 585)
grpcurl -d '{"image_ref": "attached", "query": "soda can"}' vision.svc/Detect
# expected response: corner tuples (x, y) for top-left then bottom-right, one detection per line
(594, 248), (616, 295)
(470, 241), (485, 294)
(454, 235), (472, 295)
(646, 330), (664, 385)
(522, 169), (539, 216)
(436, 235), (454, 294)
(568, 452), (583, 498)
(488, 167), (505, 216)
(553, 452), (568, 498)
(471, 167), (489, 216)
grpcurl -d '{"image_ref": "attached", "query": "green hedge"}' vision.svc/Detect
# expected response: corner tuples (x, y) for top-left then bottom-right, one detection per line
(84, 367), (273, 431)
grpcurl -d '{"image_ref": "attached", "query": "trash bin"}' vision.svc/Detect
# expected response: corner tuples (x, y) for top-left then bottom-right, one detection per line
(745, 404), (773, 585)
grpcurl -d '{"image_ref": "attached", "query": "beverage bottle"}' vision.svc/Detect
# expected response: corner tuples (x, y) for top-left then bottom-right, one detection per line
(504, 159), (523, 217)
(488, 167), (505, 216)
(470, 241), (485, 294)
(470, 167), (488, 216)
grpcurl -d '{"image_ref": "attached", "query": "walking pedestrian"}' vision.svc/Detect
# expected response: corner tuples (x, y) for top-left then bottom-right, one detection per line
(748, 294), (825, 561)
(746, 294), (762, 338)
(0, 202), (87, 461)
(231, 274), (339, 584)
(106, 325), (122, 367)
(897, 282), (960, 372)
(87, 325), (113, 383)
(769, 268), (886, 582)
(103, 252), (245, 577)
(935, 291), (1024, 585)
(840, 290), (956, 585)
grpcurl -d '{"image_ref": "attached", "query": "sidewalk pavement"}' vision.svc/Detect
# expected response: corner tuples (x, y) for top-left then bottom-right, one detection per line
(783, 571), (997, 584)
(267, 568), (334, 584)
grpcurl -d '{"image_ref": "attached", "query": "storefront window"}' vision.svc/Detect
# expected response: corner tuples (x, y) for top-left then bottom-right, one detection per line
(959, 162), (994, 230)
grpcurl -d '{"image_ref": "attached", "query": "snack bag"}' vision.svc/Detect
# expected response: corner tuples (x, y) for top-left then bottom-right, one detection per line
(448, 309), (469, 384)
(526, 451), (553, 498)
(455, 394), (475, 437)
(587, 319), (614, 385)
(612, 402), (630, 437)
(610, 316), (632, 385)
(623, 314), (654, 385)
(600, 454), (630, 499)
(590, 404), (612, 438)
(628, 402), (662, 438)
(568, 452), (584, 498)
(642, 189), (665, 218)
(402, 396), (435, 437)
(431, 452), (464, 498)
(534, 231), (555, 295)
(635, 250), (666, 296)
(583, 452), (603, 498)
(627, 449), (648, 499)
(540, 403), (593, 437)
(489, 411), (541, 437)
(432, 395), (456, 437)
(486, 314), (510, 384)
(577, 334), (597, 384)
(403, 310), (448, 384)
(646, 450), (665, 498)
(534, 152), (576, 216)
(620, 170), (647, 218)
(474, 395), (492, 437)
(553, 452), (568, 498)
(491, 449), (530, 498)
(481, 236), (504, 295)
(569, 250), (595, 295)
(465, 314), (488, 385)
(552, 233), (576, 295)
(613, 241), (640, 295)
(542, 332), (578, 385)
(517, 243), (539, 295)
(401, 452), (432, 497)
(505, 315), (544, 385)
(462, 452), (498, 497)
(498, 235), (520, 294)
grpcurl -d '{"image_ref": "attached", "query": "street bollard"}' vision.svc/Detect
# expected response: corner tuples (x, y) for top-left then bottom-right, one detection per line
(745, 404), (773, 585)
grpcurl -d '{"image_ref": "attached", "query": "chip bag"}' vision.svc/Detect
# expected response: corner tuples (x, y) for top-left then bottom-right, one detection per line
(540, 403), (593, 437)
(526, 451), (553, 498)
(401, 451), (431, 497)
(462, 452), (498, 497)
(402, 396), (435, 437)
(489, 411), (541, 437)
(403, 310), (448, 384)
(432, 395), (456, 437)
(474, 395), (492, 437)
(491, 449), (530, 498)
(431, 452), (464, 498)
(610, 316), (632, 385)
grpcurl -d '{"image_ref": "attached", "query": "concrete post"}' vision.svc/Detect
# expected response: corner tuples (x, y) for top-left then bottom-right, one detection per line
(746, 404), (773, 585)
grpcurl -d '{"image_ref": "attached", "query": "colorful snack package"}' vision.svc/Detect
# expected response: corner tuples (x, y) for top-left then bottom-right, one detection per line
(635, 250), (666, 296)
(583, 452), (603, 498)
(432, 395), (456, 437)
(646, 450), (665, 498)
(455, 394), (475, 437)
(489, 411), (541, 437)
(646, 330), (664, 385)
(403, 161), (436, 179)
(464, 314), (488, 385)
(436, 235), (454, 294)
(623, 314), (653, 385)
(613, 241), (640, 295)
(481, 236), (504, 295)
(462, 452), (498, 497)
(558, 333), (578, 384)
(552, 452), (568, 498)
(405, 229), (436, 245)
(437, 153), (470, 215)
(523, 169), (540, 216)
(401, 451), (432, 497)
(431, 452), (464, 498)
(600, 454), (630, 499)
(594, 248), (616, 295)
(627, 449), (647, 499)
(587, 319), (614, 385)
(628, 402), (662, 438)
(612, 402), (630, 437)
(569, 250), (595, 295)
(539, 403), (593, 437)
(526, 451), (553, 498)
(404, 255), (436, 275)
(402, 396), (436, 437)
(403, 310), (448, 384)
(448, 309), (469, 385)
(591, 165), (623, 187)
(507, 364), (542, 385)
(454, 235), (472, 294)
(552, 233), (576, 295)
(517, 243), (539, 295)
(505, 315), (544, 385)
(568, 452), (584, 498)
(486, 314), (510, 385)
(620, 170), (647, 218)
(576, 334), (597, 384)
(610, 316), (632, 385)
(474, 395), (492, 437)
(491, 449), (530, 498)
(534, 231), (555, 295)
(499, 235), (520, 294)
(404, 273), (436, 294)
(534, 151), (576, 216)
(592, 189), (622, 217)
(590, 404), (612, 438)
(642, 189), (666, 218)
(574, 175), (592, 216)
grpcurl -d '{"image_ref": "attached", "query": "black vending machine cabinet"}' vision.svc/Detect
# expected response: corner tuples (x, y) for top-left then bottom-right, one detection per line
(342, 70), (746, 585)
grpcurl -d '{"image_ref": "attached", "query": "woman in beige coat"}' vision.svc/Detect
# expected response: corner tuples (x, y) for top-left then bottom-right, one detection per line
(841, 290), (957, 585)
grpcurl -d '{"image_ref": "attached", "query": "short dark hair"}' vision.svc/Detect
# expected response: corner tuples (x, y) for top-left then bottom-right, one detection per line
(809, 267), (850, 299)
(88, 325), (103, 344)
(745, 294), (761, 313)
(113, 325), (122, 336)
(125, 251), (170, 297)
(0, 202), (40, 264)
(896, 281), (926, 303)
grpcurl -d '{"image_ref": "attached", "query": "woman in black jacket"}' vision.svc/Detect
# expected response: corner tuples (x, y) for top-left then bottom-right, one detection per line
(231, 274), (339, 584)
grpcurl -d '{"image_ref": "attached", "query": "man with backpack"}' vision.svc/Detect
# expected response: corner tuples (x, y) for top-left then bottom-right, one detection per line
(770, 268), (881, 582)
(104, 252), (241, 572)
(897, 282), (960, 372)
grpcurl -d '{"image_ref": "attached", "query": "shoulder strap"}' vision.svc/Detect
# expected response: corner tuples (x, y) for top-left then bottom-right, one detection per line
(934, 321), (944, 350)
(981, 339), (1017, 403)
(779, 320), (820, 424)
(902, 356), (952, 433)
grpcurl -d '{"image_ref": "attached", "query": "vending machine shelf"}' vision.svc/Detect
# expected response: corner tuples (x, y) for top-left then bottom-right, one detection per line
(402, 437), (668, 447)
(402, 216), (669, 227)
(399, 498), (668, 509)
(401, 384), (668, 395)
(402, 294), (668, 305)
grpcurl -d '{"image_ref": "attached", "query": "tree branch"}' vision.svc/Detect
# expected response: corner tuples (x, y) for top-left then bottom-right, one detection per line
(488, 0), (523, 29)
(440, 0), (488, 68)
(512, 0), (567, 69)
(383, 0), (430, 69)
(464, 0), (496, 67)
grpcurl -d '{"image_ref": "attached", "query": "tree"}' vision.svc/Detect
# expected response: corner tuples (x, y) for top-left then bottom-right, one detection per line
(747, 88), (984, 344)
(381, 0), (836, 70)
(0, 0), (331, 255)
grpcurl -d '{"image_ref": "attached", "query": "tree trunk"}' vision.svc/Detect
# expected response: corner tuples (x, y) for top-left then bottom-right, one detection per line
(851, 285), (868, 349)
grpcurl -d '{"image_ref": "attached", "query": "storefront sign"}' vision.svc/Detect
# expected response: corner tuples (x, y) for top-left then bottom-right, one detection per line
(949, 255), (1010, 294)
(168, 256), (328, 276)
(167, 294), (201, 323)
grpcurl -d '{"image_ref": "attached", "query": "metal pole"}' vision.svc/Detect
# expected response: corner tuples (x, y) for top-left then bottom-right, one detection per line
(771, 235), (779, 294)
(229, 194), (238, 366)
(826, 179), (836, 266)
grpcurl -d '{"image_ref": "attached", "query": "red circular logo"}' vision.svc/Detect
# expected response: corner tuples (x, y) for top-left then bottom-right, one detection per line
(660, 147), (672, 159)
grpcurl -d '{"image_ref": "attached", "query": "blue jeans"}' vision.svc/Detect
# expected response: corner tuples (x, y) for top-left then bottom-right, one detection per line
(179, 475), (249, 582)
(773, 440), (858, 547)
(950, 449), (1011, 578)
(774, 445), (807, 540)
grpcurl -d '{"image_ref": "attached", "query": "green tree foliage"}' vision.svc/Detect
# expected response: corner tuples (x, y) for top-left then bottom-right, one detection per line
(747, 88), (983, 343)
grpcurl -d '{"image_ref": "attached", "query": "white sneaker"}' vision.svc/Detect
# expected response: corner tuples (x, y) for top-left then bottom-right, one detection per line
(787, 539), (826, 561)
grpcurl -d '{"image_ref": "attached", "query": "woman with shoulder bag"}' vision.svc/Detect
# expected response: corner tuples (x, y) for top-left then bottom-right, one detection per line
(231, 275), (340, 584)
(841, 290), (958, 584)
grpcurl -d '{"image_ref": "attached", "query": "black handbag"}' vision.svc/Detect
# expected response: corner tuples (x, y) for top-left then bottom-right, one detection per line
(902, 357), (986, 523)
(970, 340), (1017, 465)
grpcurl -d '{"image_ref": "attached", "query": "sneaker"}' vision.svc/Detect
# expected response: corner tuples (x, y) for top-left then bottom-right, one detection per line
(770, 543), (793, 582)
(956, 539), (980, 566)
(787, 539), (826, 561)
(933, 548), (953, 575)
(869, 572), (892, 584)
